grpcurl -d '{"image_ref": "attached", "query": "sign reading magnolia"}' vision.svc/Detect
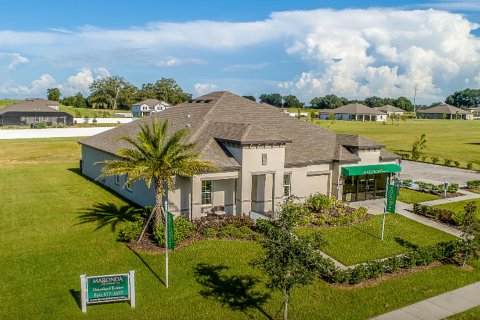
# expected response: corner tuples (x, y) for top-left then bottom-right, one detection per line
(80, 271), (135, 313)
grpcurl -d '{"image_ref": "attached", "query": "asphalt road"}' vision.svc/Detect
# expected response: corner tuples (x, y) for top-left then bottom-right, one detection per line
(399, 160), (480, 186)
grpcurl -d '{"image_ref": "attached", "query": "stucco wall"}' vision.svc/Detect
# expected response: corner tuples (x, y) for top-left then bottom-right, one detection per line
(356, 150), (382, 165)
(287, 163), (332, 199)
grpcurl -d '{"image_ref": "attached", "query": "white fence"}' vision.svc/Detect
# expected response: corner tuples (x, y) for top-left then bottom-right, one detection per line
(74, 117), (135, 124)
(0, 127), (113, 139)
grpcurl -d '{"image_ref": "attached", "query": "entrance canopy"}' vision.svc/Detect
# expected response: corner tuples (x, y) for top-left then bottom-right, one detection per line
(341, 164), (401, 176)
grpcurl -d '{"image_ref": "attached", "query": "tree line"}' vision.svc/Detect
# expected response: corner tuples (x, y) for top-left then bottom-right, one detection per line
(47, 77), (192, 110)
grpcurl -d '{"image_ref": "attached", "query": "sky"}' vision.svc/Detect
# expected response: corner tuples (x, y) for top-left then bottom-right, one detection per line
(0, 0), (479, 104)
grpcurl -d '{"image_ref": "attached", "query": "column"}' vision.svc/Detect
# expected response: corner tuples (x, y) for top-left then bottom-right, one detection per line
(191, 175), (202, 219)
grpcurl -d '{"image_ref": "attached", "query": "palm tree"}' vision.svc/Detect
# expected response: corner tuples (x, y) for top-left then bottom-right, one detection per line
(98, 119), (218, 234)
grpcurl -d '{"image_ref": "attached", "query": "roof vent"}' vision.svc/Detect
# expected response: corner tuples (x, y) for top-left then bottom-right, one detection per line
(187, 114), (191, 118)
(186, 123), (191, 128)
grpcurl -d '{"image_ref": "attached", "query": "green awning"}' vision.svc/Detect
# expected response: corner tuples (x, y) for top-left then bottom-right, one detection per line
(341, 164), (401, 176)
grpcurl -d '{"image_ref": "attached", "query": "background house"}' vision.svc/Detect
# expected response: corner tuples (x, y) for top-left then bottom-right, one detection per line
(80, 92), (400, 220)
(131, 99), (171, 117)
(416, 103), (472, 120)
(0, 99), (73, 126)
(375, 104), (404, 117)
(318, 103), (387, 121)
(467, 107), (480, 119)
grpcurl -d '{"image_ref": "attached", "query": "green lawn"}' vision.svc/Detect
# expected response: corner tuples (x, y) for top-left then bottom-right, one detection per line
(1, 138), (480, 319)
(397, 188), (440, 204)
(447, 306), (480, 319)
(433, 199), (480, 220)
(299, 215), (456, 265)
(59, 105), (119, 117)
(0, 99), (16, 108)
(314, 119), (480, 169)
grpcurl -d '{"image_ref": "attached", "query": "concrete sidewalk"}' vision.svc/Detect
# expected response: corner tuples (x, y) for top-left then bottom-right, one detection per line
(419, 190), (480, 207)
(371, 281), (480, 320)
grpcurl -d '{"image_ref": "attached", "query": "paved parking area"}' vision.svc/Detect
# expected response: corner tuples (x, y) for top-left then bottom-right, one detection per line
(399, 160), (480, 186)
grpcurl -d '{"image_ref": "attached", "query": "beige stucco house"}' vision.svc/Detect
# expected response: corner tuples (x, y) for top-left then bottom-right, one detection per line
(80, 92), (400, 220)
(416, 104), (473, 120)
(375, 105), (404, 117)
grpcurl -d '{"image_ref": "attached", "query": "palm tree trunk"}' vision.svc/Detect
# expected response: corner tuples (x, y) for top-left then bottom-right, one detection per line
(154, 178), (165, 225)
(283, 288), (289, 320)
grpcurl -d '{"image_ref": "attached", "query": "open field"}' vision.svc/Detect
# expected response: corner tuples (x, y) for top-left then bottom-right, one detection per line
(0, 99), (16, 108)
(1, 138), (480, 319)
(298, 215), (456, 265)
(314, 119), (480, 169)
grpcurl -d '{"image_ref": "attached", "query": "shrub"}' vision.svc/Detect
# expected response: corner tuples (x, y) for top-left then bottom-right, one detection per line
(202, 227), (217, 238)
(447, 183), (459, 193)
(467, 180), (480, 189)
(421, 156), (427, 162)
(306, 193), (332, 212)
(431, 157), (439, 165)
(304, 196), (368, 227)
(401, 179), (413, 187)
(218, 224), (246, 239)
(467, 163), (473, 170)
(154, 215), (196, 247)
(413, 203), (459, 225)
(118, 220), (143, 242)
(403, 153), (410, 160)
(444, 159), (452, 166)
(454, 161), (460, 167)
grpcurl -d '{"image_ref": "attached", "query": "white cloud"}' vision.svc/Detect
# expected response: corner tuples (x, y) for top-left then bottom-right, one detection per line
(194, 83), (218, 96)
(0, 52), (30, 70)
(0, 73), (56, 95)
(155, 57), (204, 67)
(0, 8), (479, 102)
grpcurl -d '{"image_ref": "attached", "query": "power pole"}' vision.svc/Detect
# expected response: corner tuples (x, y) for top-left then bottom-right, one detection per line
(413, 83), (418, 113)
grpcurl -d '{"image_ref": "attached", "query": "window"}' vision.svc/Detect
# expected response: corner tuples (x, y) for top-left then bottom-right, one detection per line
(114, 175), (120, 186)
(125, 176), (133, 192)
(201, 180), (213, 205)
(262, 153), (267, 165)
(283, 174), (291, 197)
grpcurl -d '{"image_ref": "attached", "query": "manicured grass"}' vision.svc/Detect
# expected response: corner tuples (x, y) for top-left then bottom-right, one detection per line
(1, 138), (480, 319)
(397, 188), (440, 204)
(433, 199), (480, 220)
(0, 99), (16, 108)
(60, 105), (121, 117)
(447, 306), (480, 319)
(314, 119), (480, 169)
(298, 215), (456, 265)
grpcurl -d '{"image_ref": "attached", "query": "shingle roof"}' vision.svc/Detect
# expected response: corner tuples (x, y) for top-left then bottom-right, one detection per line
(376, 105), (404, 113)
(80, 92), (389, 169)
(336, 134), (385, 149)
(133, 99), (169, 107)
(417, 104), (469, 115)
(320, 103), (386, 115)
(0, 99), (59, 114)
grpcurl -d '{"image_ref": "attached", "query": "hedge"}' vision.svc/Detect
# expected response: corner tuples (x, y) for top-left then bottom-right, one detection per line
(412, 203), (464, 226)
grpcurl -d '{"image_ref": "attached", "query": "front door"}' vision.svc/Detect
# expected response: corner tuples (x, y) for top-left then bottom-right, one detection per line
(365, 175), (376, 200)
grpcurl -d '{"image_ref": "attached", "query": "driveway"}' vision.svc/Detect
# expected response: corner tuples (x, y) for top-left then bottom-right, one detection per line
(399, 160), (480, 186)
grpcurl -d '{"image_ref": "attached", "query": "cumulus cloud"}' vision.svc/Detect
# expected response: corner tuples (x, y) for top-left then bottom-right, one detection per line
(194, 83), (218, 96)
(0, 52), (30, 70)
(1, 8), (479, 102)
(155, 56), (205, 67)
(0, 67), (110, 96)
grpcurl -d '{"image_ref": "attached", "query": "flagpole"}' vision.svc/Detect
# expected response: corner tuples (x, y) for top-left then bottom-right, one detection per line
(381, 176), (389, 240)
(164, 183), (169, 288)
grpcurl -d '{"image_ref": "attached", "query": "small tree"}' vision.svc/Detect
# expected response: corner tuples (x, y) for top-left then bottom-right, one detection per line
(460, 202), (480, 266)
(309, 110), (316, 122)
(253, 201), (323, 320)
(328, 112), (335, 124)
(411, 133), (427, 161)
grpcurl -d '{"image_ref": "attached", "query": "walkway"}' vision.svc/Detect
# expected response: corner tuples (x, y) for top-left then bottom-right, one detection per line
(371, 281), (480, 320)
(419, 189), (480, 207)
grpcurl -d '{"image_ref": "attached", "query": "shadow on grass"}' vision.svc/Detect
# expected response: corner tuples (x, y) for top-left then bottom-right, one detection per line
(128, 247), (166, 286)
(352, 224), (381, 240)
(76, 202), (145, 232)
(194, 263), (272, 319)
(394, 237), (419, 250)
(69, 289), (81, 309)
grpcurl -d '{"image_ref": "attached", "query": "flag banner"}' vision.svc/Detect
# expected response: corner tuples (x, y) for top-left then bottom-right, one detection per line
(167, 211), (175, 250)
(386, 184), (398, 213)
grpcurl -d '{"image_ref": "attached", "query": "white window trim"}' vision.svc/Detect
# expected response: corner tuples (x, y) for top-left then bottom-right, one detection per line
(201, 180), (213, 206)
(283, 174), (292, 197)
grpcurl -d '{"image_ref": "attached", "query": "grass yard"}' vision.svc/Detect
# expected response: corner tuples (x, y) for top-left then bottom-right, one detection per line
(447, 306), (480, 319)
(1, 138), (480, 319)
(299, 215), (456, 265)
(314, 119), (480, 169)
(433, 199), (480, 220)
(59, 105), (119, 118)
(0, 99), (16, 108)
(397, 188), (441, 204)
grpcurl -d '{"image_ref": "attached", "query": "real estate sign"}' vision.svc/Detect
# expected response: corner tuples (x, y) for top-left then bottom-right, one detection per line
(386, 184), (398, 213)
(80, 271), (136, 312)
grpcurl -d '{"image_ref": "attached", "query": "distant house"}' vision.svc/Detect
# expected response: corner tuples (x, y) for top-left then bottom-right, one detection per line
(375, 105), (404, 117)
(416, 104), (473, 120)
(318, 103), (387, 122)
(131, 99), (171, 117)
(467, 107), (480, 119)
(0, 99), (73, 126)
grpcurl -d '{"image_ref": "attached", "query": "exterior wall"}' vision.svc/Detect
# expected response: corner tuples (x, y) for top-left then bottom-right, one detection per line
(287, 163), (332, 200)
(319, 113), (386, 121)
(356, 150), (382, 165)
(418, 113), (472, 120)
(0, 113), (73, 126)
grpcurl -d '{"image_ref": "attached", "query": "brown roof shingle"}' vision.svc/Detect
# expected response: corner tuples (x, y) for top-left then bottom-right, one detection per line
(417, 104), (469, 115)
(0, 99), (59, 114)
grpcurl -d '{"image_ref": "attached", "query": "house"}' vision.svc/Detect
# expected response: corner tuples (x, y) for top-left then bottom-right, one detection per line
(0, 99), (73, 126)
(318, 103), (387, 122)
(80, 91), (400, 220)
(131, 99), (171, 117)
(375, 105), (404, 117)
(467, 107), (480, 119)
(416, 104), (473, 120)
